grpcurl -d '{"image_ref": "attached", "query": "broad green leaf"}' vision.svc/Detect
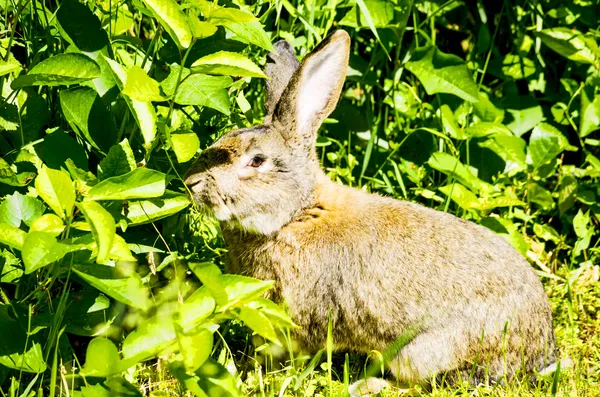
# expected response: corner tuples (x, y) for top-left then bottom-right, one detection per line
(529, 123), (577, 168)
(37, 129), (88, 171)
(533, 223), (561, 243)
(580, 88), (600, 138)
(121, 313), (177, 362)
(0, 250), (23, 283)
(0, 158), (35, 187)
(73, 263), (150, 311)
(98, 139), (137, 180)
(110, 235), (137, 262)
(339, 0), (396, 28)
(81, 338), (123, 377)
(0, 192), (45, 227)
(87, 168), (167, 200)
(56, 0), (109, 52)
(161, 65), (191, 97)
(171, 131), (200, 163)
(122, 66), (165, 102)
(0, 55), (21, 77)
(501, 96), (543, 137)
(188, 17), (218, 39)
(22, 232), (81, 274)
(536, 28), (599, 64)
(176, 326), (213, 372)
(466, 122), (512, 138)
(124, 192), (190, 225)
(60, 87), (119, 153)
(35, 166), (76, 219)
(405, 46), (479, 102)
(480, 217), (528, 255)
(438, 184), (479, 210)
(0, 223), (27, 250)
(440, 105), (464, 139)
(0, 305), (46, 373)
(191, 51), (267, 78)
(29, 214), (65, 236)
(143, 0), (192, 49)
(174, 74), (232, 114)
(573, 209), (591, 238)
(104, 57), (156, 149)
(237, 306), (279, 344)
(11, 54), (100, 89)
(191, 262), (274, 311)
(208, 8), (273, 51)
(427, 152), (484, 192)
(78, 377), (143, 397)
(478, 134), (527, 173)
(77, 201), (116, 264)
(244, 299), (296, 328)
(179, 287), (216, 332)
(558, 175), (577, 216)
(194, 358), (241, 397)
(478, 196), (525, 210)
(498, 54), (536, 80)
(528, 183), (554, 210)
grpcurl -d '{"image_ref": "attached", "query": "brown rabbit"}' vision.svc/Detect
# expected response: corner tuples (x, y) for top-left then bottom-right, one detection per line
(184, 30), (557, 391)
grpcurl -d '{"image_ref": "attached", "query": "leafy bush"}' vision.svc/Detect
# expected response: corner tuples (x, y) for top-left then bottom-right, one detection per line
(0, 0), (599, 396)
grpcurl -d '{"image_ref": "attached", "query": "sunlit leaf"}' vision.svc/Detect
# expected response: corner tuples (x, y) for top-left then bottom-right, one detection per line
(35, 166), (76, 219)
(87, 168), (167, 200)
(143, 0), (192, 49)
(78, 201), (116, 264)
(11, 54), (100, 89)
(536, 28), (599, 64)
(191, 51), (267, 78)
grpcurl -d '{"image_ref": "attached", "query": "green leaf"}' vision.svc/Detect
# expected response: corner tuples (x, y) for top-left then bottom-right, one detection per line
(237, 306), (279, 344)
(573, 209), (590, 238)
(60, 87), (119, 153)
(0, 158), (35, 187)
(124, 192), (190, 225)
(0, 192), (45, 227)
(35, 166), (76, 219)
(580, 88), (600, 138)
(440, 105), (464, 139)
(0, 250), (23, 283)
(191, 262), (274, 311)
(405, 46), (479, 102)
(533, 223), (561, 243)
(0, 305), (46, 373)
(536, 28), (599, 64)
(29, 214), (65, 236)
(0, 223), (27, 250)
(56, 0), (109, 52)
(104, 57), (157, 149)
(176, 326), (213, 372)
(188, 17), (218, 39)
(243, 299), (296, 328)
(174, 74), (232, 114)
(11, 54), (100, 89)
(179, 287), (216, 332)
(480, 217), (528, 256)
(78, 377), (143, 397)
(528, 123), (577, 168)
(501, 96), (543, 137)
(98, 139), (137, 180)
(477, 134), (527, 173)
(427, 152), (484, 192)
(73, 263), (150, 311)
(37, 129), (88, 171)
(438, 183), (479, 210)
(77, 201), (116, 264)
(81, 338), (123, 377)
(339, 0), (396, 28)
(110, 235), (137, 262)
(87, 168), (167, 201)
(466, 122), (512, 138)
(208, 8), (273, 51)
(0, 55), (21, 77)
(122, 66), (165, 102)
(558, 175), (577, 216)
(22, 232), (81, 274)
(498, 54), (536, 80)
(171, 131), (200, 163)
(193, 358), (241, 397)
(528, 183), (554, 210)
(143, 0), (192, 49)
(191, 51), (267, 78)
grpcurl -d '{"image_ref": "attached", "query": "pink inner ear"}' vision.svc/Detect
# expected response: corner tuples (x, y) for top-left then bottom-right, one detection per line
(295, 44), (347, 135)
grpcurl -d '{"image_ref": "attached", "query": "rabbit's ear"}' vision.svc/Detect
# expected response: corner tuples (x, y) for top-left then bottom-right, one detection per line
(272, 30), (350, 147)
(264, 40), (300, 122)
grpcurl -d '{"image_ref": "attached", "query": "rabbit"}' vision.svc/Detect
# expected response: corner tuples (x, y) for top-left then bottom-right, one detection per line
(184, 30), (557, 391)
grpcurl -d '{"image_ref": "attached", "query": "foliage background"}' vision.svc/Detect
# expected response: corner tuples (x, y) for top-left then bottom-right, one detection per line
(0, 0), (599, 396)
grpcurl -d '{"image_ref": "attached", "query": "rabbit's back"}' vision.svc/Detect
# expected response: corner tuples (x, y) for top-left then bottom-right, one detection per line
(223, 175), (556, 382)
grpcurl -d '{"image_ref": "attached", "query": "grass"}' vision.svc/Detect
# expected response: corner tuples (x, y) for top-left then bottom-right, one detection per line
(128, 265), (600, 397)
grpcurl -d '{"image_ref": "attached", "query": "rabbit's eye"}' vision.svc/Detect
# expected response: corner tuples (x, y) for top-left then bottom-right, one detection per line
(247, 156), (264, 168)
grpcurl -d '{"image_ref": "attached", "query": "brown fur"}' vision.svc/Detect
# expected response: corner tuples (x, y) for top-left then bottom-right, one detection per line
(185, 30), (557, 386)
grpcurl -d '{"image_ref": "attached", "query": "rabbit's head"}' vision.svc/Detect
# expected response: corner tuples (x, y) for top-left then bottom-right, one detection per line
(184, 30), (351, 235)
